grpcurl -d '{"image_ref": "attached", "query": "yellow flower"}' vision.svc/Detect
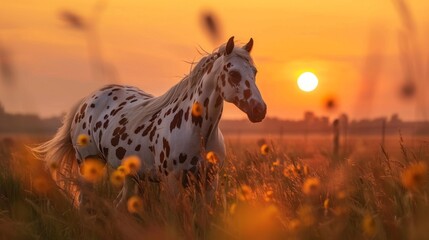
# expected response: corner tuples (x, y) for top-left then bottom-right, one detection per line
(283, 165), (295, 178)
(323, 198), (330, 216)
(272, 159), (280, 166)
(401, 162), (427, 191)
(303, 165), (310, 176)
(122, 155), (141, 174)
(229, 203), (237, 214)
(260, 144), (269, 155)
(362, 213), (376, 237)
(117, 165), (128, 175)
(80, 158), (105, 183)
(283, 164), (298, 178)
(110, 170), (125, 187)
(206, 151), (218, 164)
(77, 134), (90, 146)
(192, 102), (203, 117)
(283, 165), (292, 177)
(295, 164), (302, 173)
(323, 198), (329, 210)
(238, 184), (253, 201)
(264, 190), (274, 202)
(302, 177), (321, 196)
(127, 195), (143, 214)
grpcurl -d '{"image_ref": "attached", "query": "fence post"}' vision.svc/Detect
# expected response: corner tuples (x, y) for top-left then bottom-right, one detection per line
(333, 118), (340, 165)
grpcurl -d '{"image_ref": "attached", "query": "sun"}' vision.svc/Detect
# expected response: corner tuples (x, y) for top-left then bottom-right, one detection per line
(297, 72), (318, 92)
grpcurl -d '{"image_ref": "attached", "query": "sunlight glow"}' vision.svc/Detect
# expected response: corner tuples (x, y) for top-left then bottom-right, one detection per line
(297, 72), (318, 92)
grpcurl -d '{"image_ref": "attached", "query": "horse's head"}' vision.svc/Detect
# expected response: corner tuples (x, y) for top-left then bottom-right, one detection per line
(217, 37), (266, 123)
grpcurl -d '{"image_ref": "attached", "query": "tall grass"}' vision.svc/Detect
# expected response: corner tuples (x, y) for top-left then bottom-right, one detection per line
(0, 135), (428, 239)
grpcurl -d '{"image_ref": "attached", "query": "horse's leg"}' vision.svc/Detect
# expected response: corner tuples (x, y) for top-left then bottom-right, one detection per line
(166, 171), (181, 198)
(115, 174), (141, 211)
(78, 173), (95, 213)
(178, 161), (218, 202)
(204, 163), (219, 204)
(77, 156), (105, 214)
(113, 188), (123, 206)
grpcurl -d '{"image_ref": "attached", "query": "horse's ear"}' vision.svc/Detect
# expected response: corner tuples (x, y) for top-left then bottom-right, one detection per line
(243, 38), (253, 52)
(225, 36), (234, 55)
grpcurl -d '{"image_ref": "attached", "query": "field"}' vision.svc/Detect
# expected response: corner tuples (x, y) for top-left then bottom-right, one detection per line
(1, 133), (429, 240)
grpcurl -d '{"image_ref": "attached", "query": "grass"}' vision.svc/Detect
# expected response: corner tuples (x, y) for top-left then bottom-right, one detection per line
(0, 134), (429, 240)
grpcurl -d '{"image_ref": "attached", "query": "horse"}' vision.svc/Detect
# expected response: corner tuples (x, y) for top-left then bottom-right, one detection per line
(32, 36), (266, 208)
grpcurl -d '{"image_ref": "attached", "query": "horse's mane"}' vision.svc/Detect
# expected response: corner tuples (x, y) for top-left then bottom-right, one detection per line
(133, 43), (253, 122)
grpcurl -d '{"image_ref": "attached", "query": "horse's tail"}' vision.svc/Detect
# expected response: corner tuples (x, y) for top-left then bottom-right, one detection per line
(30, 101), (82, 190)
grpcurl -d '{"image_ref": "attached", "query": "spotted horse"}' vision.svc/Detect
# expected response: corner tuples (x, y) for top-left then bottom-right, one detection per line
(32, 36), (266, 208)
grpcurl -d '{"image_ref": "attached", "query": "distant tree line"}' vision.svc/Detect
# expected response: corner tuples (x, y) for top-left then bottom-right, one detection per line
(1, 104), (428, 135)
(220, 112), (429, 136)
(0, 103), (61, 134)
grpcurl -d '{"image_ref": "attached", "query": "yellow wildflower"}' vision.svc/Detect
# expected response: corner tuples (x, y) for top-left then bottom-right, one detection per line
(192, 102), (203, 117)
(229, 203), (237, 214)
(117, 165), (128, 175)
(77, 134), (90, 146)
(302, 177), (321, 196)
(127, 195), (143, 214)
(260, 144), (269, 155)
(303, 165), (310, 176)
(80, 158), (105, 183)
(206, 151), (218, 164)
(122, 155), (141, 174)
(323, 198), (329, 210)
(295, 164), (302, 173)
(264, 190), (274, 202)
(401, 161), (427, 191)
(238, 184), (253, 201)
(272, 159), (280, 166)
(283, 164), (298, 178)
(110, 170), (125, 187)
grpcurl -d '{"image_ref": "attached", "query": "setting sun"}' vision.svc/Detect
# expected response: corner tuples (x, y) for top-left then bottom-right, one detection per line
(297, 72), (319, 92)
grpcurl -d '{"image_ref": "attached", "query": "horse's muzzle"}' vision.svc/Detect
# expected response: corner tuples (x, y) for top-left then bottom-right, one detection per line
(247, 100), (266, 123)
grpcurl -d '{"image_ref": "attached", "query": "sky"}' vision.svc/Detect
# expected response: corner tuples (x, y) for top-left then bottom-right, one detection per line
(0, 0), (429, 121)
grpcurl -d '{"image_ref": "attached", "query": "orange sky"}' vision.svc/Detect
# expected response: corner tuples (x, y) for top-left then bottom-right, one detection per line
(0, 0), (429, 121)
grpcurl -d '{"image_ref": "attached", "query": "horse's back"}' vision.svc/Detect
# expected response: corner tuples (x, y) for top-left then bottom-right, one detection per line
(70, 84), (153, 166)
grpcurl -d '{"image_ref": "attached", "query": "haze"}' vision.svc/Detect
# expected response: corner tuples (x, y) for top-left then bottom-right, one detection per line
(0, 0), (428, 121)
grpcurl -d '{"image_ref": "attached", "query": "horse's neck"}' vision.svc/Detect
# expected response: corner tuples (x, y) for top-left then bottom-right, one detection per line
(189, 60), (223, 142)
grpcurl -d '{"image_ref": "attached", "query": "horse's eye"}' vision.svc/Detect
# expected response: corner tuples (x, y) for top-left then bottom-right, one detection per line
(228, 70), (241, 85)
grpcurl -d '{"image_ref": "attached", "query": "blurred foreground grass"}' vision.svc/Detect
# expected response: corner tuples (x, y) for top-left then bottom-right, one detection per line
(1, 134), (429, 240)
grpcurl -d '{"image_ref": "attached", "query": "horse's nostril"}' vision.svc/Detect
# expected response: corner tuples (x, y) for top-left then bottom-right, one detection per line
(253, 104), (264, 117)
(253, 107), (260, 115)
